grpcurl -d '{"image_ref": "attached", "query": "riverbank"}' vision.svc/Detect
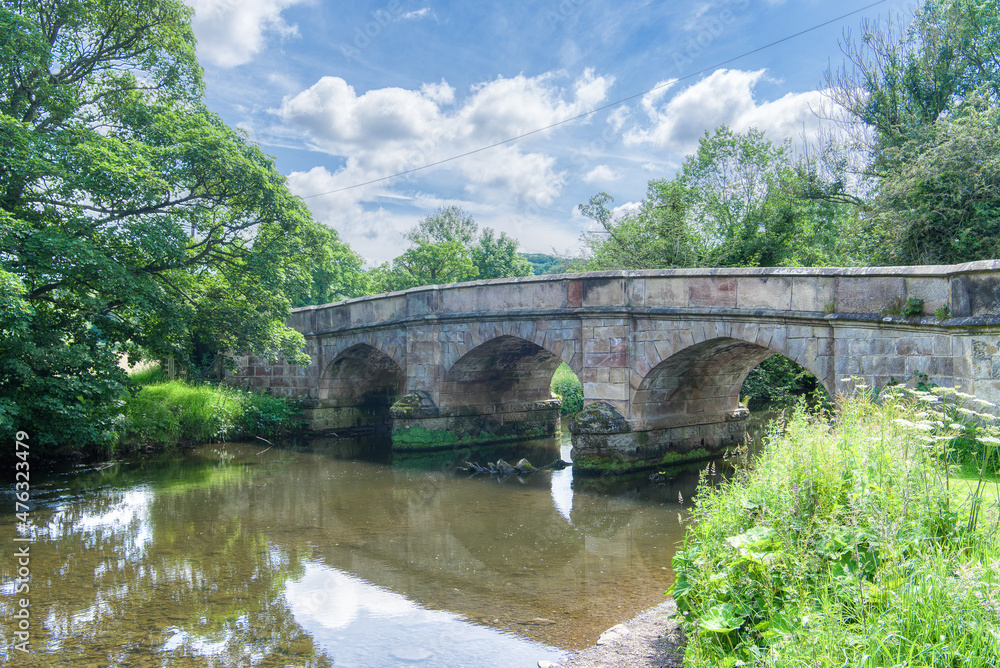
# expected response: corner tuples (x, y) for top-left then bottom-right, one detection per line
(543, 600), (685, 668)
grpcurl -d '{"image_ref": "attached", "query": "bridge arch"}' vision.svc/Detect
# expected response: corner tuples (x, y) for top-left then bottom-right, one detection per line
(630, 336), (829, 429)
(319, 343), (406, 419)
(439, 335), (564, 409)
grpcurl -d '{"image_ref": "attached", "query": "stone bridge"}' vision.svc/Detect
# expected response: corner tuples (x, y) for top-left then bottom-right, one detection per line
(230, 261), (1000, 473)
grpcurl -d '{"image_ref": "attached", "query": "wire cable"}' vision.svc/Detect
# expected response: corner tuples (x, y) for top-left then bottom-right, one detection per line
(301, 0), (889, 199)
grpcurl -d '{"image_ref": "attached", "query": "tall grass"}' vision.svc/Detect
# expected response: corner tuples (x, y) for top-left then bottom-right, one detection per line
(672, 391), (1000, 667)
(115, 377), (303, 453)
(551, 363), (583, 415)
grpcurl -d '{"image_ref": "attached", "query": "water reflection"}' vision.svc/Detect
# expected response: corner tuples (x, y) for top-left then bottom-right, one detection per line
(286, 562), (561, 667)
(0, 422), (712, 666)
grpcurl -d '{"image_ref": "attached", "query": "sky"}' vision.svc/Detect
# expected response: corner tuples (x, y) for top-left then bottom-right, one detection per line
(183, 0), (920, 265)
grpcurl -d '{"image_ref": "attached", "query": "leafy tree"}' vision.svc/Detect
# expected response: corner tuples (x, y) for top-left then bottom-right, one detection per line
(581, 183), (705, 270)
(372, 206), (534, 291)
(404, 205), (478, 247)
(372, 240), (478, 291)
(827, 0), (1000, 264)
(472, 227), (533, 279)
(874, 104), (1000, 264)
(290, 225), (369, 307)
(0, 0), (338, 456)
(581, 127), (858, 271)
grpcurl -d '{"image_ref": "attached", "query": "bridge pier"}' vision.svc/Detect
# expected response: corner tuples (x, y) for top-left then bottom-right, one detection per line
(389, 391), (561, 451)
(568, 402), (749, 474)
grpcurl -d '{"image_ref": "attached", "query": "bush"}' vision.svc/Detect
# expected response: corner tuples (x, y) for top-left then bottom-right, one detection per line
(551, 363), (583, 415)
(672, 391), (1000, 667)
(115, 381), (303, 453)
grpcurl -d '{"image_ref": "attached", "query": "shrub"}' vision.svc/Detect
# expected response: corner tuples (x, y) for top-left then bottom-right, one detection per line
(551, 363), (583, 415)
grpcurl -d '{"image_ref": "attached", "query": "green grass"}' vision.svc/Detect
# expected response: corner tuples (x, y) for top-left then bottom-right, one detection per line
(115, 376), (303, 453)
(551, 363), (583, 415)
(671, 392), (1000, 667)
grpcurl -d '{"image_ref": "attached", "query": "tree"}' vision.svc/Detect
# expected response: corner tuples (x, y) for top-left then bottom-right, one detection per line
(374, 240), (479, 291)
(0, 0), (339, 456)
(827, 0), (1000, 175)
(404, 205), (478, 247)
(472, 228), (533, 279)
(371, 206), (533, 291)
(581, 184), (705, 270)
(581, 126), (859, 271)
(290, 225), (369, 307)
(826, 0), (1000, 264)
(874, 104), (1000, 264)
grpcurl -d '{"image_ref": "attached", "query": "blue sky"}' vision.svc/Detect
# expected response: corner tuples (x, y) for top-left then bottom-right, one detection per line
(184, 0), (917, 264)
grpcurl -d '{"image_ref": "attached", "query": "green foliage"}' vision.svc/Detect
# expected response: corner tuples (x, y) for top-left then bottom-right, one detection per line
(581, 127), (862, 271)
(550, 363), (583, 415)
(115, 380), (303, 452)
(471, 227), (533, 279)
(829, 0), (1000, 264)
(290, 224), (369, 307)
(520, 252), (582, 275)
(129, 366), (168, 386)
(1, 0), (338, 456)
(901, 297), (925, 315)
(740, 356), (830, 411)
(874, 104), (1000, 264)
(672, 393), (1000, 667)
(371, 205), (535, 291)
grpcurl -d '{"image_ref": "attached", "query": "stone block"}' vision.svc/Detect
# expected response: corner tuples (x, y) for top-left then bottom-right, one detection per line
(688, 278), (736, 308)
(835, 276), (906, 314)
(736, 276), (792, 310)
(583, 382), (630, 401)
(903, 277), (949, 315)
(643, 278), (687, 307)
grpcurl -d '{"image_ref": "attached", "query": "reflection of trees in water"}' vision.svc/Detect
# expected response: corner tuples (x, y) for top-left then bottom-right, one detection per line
(0, 457), (330, 668)
(1, 442), (688, 657)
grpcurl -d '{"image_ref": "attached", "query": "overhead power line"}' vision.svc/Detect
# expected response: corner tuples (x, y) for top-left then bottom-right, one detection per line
(301, 0), (889, 200)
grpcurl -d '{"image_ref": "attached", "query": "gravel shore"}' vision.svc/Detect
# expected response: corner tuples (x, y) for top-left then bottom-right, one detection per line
(541, 600), (686, 668)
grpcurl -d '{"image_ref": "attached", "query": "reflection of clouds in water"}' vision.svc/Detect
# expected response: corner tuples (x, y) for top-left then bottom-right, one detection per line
(285, 564), (412, 629)
(550, 444), (574, 523)
(285, 562), (565, 667)
(47, 487), (154, 558)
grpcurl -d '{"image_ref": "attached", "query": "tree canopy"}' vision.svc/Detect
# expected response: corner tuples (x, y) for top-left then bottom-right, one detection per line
(371, 206), (532, 292)
(0, 0), (347, 455)
(581, 126), (861, 271)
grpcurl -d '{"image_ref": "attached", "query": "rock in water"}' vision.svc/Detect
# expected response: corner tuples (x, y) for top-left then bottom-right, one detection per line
(514, 458), (537, 472)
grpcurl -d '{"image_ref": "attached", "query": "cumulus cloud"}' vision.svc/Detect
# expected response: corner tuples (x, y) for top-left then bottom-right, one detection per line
(624, 69), (828, 153)
(185, 0), (308, 67)
(277, 69), (613, 228)
(583, 165), (621, 183)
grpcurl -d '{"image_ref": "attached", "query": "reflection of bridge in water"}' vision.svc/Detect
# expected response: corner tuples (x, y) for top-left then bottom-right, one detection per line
(231, 261), (1000, 471)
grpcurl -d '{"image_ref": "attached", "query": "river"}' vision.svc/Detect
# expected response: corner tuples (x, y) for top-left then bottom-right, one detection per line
(0, 419), (748, 667)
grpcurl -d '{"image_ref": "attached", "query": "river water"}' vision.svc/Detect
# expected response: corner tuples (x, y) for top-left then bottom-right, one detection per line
(0, 420), (746, 667)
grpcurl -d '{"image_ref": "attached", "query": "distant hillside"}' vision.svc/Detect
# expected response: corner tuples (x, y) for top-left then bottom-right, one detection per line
(520, 253), (583, 275)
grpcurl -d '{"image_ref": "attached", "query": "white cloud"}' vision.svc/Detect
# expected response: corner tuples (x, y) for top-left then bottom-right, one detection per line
(624, 69), (828, 153)
(400, 7), (435, 20)
(185, 0), (308, 67)
(583, 165), (621, 183)
(277, 69), (614, 260)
